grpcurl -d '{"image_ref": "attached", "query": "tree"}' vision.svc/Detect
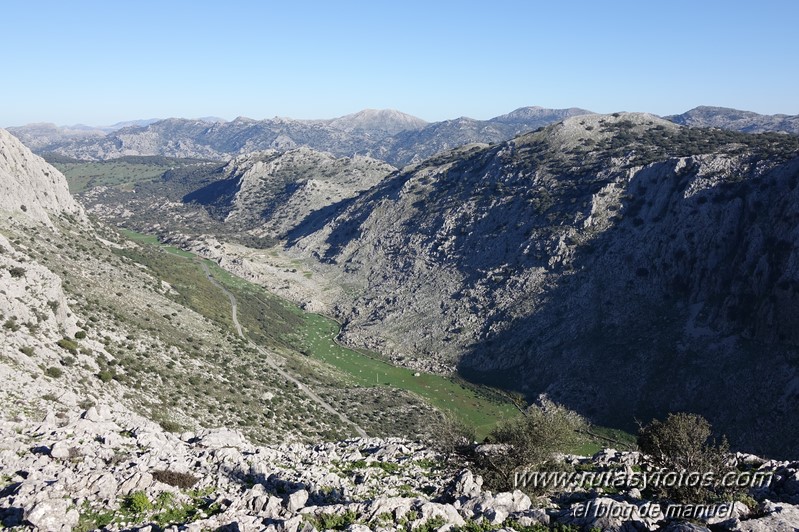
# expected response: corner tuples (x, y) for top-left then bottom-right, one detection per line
(477, 398), (585, 491)
(637, 412), (732, 503)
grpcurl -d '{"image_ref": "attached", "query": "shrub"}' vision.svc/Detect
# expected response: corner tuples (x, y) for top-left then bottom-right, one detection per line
(428, 414), (476, 464)
(57, 338), (79, 354)
(123, 490), (153, 515)
(75, 330), (87, 339)
(44, 366), (64, 379)
(476, 399), (585, 492)
(7, 266), (26, 278)
(637, 412), (732, 503)
(309, 509), (358, 530)
(158, 419), (182, 433)
(152, 470), (199, 489)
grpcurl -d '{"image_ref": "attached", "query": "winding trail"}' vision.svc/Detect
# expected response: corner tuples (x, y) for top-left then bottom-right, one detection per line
(199, 261), (368, 439)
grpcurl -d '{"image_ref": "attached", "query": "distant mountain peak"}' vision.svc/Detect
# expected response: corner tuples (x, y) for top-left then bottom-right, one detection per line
(328, 109), (428, 135)
(492, 106), (593, 123)
(666, 106), (799, 134)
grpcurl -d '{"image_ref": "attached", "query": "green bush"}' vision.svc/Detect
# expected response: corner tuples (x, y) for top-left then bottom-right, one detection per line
(57, 338), (79, 354)
(637, 412), (732, 503)
(123, 490), (153, 515)
(44, 366), (64, 379)
(309, 509), (358, 530)
(476, 399), (585, 492)
(75, 330), (87, 339)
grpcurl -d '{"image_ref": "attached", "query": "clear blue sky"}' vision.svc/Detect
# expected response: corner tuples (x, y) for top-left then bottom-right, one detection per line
(2, 0), (797, 126)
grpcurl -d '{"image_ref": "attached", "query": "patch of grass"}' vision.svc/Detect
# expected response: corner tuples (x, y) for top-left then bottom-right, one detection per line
(298, 313), (518, 438)
(75, 503), (115, 532)
(50, 157), (207, 194)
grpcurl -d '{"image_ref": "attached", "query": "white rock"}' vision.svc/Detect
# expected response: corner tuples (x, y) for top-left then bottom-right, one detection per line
(286, 489), (310, 513)
(25, 498), (79, 531)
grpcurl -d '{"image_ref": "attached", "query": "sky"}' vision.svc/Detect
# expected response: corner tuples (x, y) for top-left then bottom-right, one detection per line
(2, 0), (797, 126)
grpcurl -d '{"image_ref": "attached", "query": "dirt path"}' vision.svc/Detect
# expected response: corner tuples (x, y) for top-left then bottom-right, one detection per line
(199, 261), (368, 439)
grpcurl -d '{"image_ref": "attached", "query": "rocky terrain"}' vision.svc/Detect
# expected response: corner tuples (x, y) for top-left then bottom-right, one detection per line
(281, 113), (799, 457)
(5, 110), (799, 529)
(3, 400), (799, 531)
(667, 106), (799, 135)
(72, 147), (396, 250)
(8, 107), (591, 168)
(185, 148), (396, 237)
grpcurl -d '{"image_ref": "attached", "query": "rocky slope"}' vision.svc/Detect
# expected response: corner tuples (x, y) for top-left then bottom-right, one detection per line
(667, 106), (799, 135)
(0, 129), (85, 226)
(70, 148), (396, 254)
(9, 107), (591, 167)
(3, 400), (799, 531)
(0, 129), (444, 452)
(184, 148), (396, 237)
(287, 113), (799, 457)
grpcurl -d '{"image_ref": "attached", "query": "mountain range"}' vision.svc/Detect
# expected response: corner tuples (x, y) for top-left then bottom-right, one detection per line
(8, 107), (591, 167)
(9, 106), (799, 171)
(54, 110), (799, 458)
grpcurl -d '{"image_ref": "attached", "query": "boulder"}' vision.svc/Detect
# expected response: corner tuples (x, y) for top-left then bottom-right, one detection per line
(448, 469), (482, 500)
(417, 501), (465, 527)
(198, 429), (248, 449)
(737, 500), (799, 531)
(49, 441), (73, 459)
(24, 498), (79, 531)
(285, 489), (310, 513)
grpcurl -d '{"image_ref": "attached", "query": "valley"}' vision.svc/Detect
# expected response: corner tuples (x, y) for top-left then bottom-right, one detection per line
(46, 112), (799, 458)
(2, 106), (799, 530)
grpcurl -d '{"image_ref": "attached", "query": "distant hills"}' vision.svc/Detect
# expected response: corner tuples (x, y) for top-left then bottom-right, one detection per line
(8, 107), (593, 167)
(9, 106), (798, 168)
(666, 106), (799, 134)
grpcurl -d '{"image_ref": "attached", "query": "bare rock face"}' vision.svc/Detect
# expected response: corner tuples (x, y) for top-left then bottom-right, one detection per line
(214, 148), (396, 236)
(0, 128), (85, 226)
(0, 234), (77, 343)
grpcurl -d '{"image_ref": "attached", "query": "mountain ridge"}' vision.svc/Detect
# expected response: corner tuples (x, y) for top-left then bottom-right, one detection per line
(7, 107), (593, 167)
(667, 105), (799, 134)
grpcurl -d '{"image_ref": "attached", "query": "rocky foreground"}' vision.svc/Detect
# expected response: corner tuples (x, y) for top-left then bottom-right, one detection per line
(1, 403), (798, 532)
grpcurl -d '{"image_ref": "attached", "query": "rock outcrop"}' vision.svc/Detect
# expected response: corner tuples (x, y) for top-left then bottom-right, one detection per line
(0, 128), (85, 226)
